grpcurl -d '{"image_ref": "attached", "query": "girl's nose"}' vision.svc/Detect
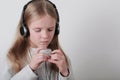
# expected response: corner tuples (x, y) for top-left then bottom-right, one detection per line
(41, 30), (49, 38)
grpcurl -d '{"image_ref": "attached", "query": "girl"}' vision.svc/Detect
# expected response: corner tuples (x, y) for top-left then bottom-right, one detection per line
(3, 0), (74, 80)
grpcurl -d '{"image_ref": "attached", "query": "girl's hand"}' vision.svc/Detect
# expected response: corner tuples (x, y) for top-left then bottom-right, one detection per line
(48, 49), (69, 76)
(29, 48), (50, 71)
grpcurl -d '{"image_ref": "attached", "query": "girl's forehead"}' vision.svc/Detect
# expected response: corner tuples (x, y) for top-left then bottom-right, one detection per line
(28, 15), (56, 28)
(28, 14), (56, 24)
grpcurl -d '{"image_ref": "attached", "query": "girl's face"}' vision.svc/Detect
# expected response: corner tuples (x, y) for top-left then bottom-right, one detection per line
(28, 15), (56, 49)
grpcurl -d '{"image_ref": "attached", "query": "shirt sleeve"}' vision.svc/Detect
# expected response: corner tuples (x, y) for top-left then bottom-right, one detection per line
(10, 65), (38, 80)
(59, 56), (74, 80)
(0, 57), (38, 80)
(0, 53), (38, 80)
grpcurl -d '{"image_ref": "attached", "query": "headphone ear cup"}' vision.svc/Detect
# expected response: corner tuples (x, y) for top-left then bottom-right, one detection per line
(20, 24), (29, 37)
(55, 23), (59, 35)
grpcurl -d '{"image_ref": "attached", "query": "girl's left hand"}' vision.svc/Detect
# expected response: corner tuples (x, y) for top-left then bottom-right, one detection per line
(48, 49), (69, 76)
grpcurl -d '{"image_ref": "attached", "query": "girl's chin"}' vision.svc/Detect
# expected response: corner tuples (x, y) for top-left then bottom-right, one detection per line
(37, 45), (48, 49)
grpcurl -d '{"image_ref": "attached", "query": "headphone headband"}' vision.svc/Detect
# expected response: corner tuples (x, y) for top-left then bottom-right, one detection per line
(20, 0), (60, 37)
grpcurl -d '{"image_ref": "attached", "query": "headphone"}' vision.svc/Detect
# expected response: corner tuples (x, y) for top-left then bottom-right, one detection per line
(20, 0), (60, 38)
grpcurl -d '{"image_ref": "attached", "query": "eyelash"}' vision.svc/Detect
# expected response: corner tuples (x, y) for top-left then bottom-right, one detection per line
(35, 29), (41, 32)
(35, 29), (53, 32)
(48, 29), (53, 32)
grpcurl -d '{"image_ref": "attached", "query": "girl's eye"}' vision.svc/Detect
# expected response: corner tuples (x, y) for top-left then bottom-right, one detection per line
(48, 28), (54, 32)
(34, 29), (41, 32)
(48, 29), (53, 32)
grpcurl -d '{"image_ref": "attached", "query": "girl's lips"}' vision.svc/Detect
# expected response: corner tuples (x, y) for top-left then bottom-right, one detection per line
(40, 41), (48, 45)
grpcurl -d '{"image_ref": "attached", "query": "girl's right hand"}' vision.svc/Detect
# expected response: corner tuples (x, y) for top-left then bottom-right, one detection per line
(29, 48), (50, 71)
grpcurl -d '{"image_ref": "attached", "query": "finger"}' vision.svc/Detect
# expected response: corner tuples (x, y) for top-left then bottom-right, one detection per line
(35, 54), (49, 62)
(51, 49), (63, 55)
(37, 53), (49, 58)
(40, 53), (51, 59)
(51, 52), (65, 61)
(48, 59), (58, 64)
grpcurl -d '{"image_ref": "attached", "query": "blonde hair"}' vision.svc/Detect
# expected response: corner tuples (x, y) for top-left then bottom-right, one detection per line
(7, 0), (69, 73)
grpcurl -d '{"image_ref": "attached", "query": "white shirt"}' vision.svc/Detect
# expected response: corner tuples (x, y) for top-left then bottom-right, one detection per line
(0, 48), (74, 80)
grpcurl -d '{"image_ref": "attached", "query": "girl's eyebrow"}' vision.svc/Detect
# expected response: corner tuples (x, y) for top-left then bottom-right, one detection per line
(49, 27), (54, 28)
(32, 26), (55, 29)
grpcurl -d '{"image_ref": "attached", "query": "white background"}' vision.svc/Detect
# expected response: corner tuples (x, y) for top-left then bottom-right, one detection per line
(0, 0), (120, 80)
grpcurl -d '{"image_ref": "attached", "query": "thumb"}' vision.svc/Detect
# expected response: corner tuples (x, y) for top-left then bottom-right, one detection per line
(34, 48), (41, 54)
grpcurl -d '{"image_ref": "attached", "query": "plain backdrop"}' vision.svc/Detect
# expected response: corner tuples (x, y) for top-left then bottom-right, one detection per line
(0, 0), (120, 80)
